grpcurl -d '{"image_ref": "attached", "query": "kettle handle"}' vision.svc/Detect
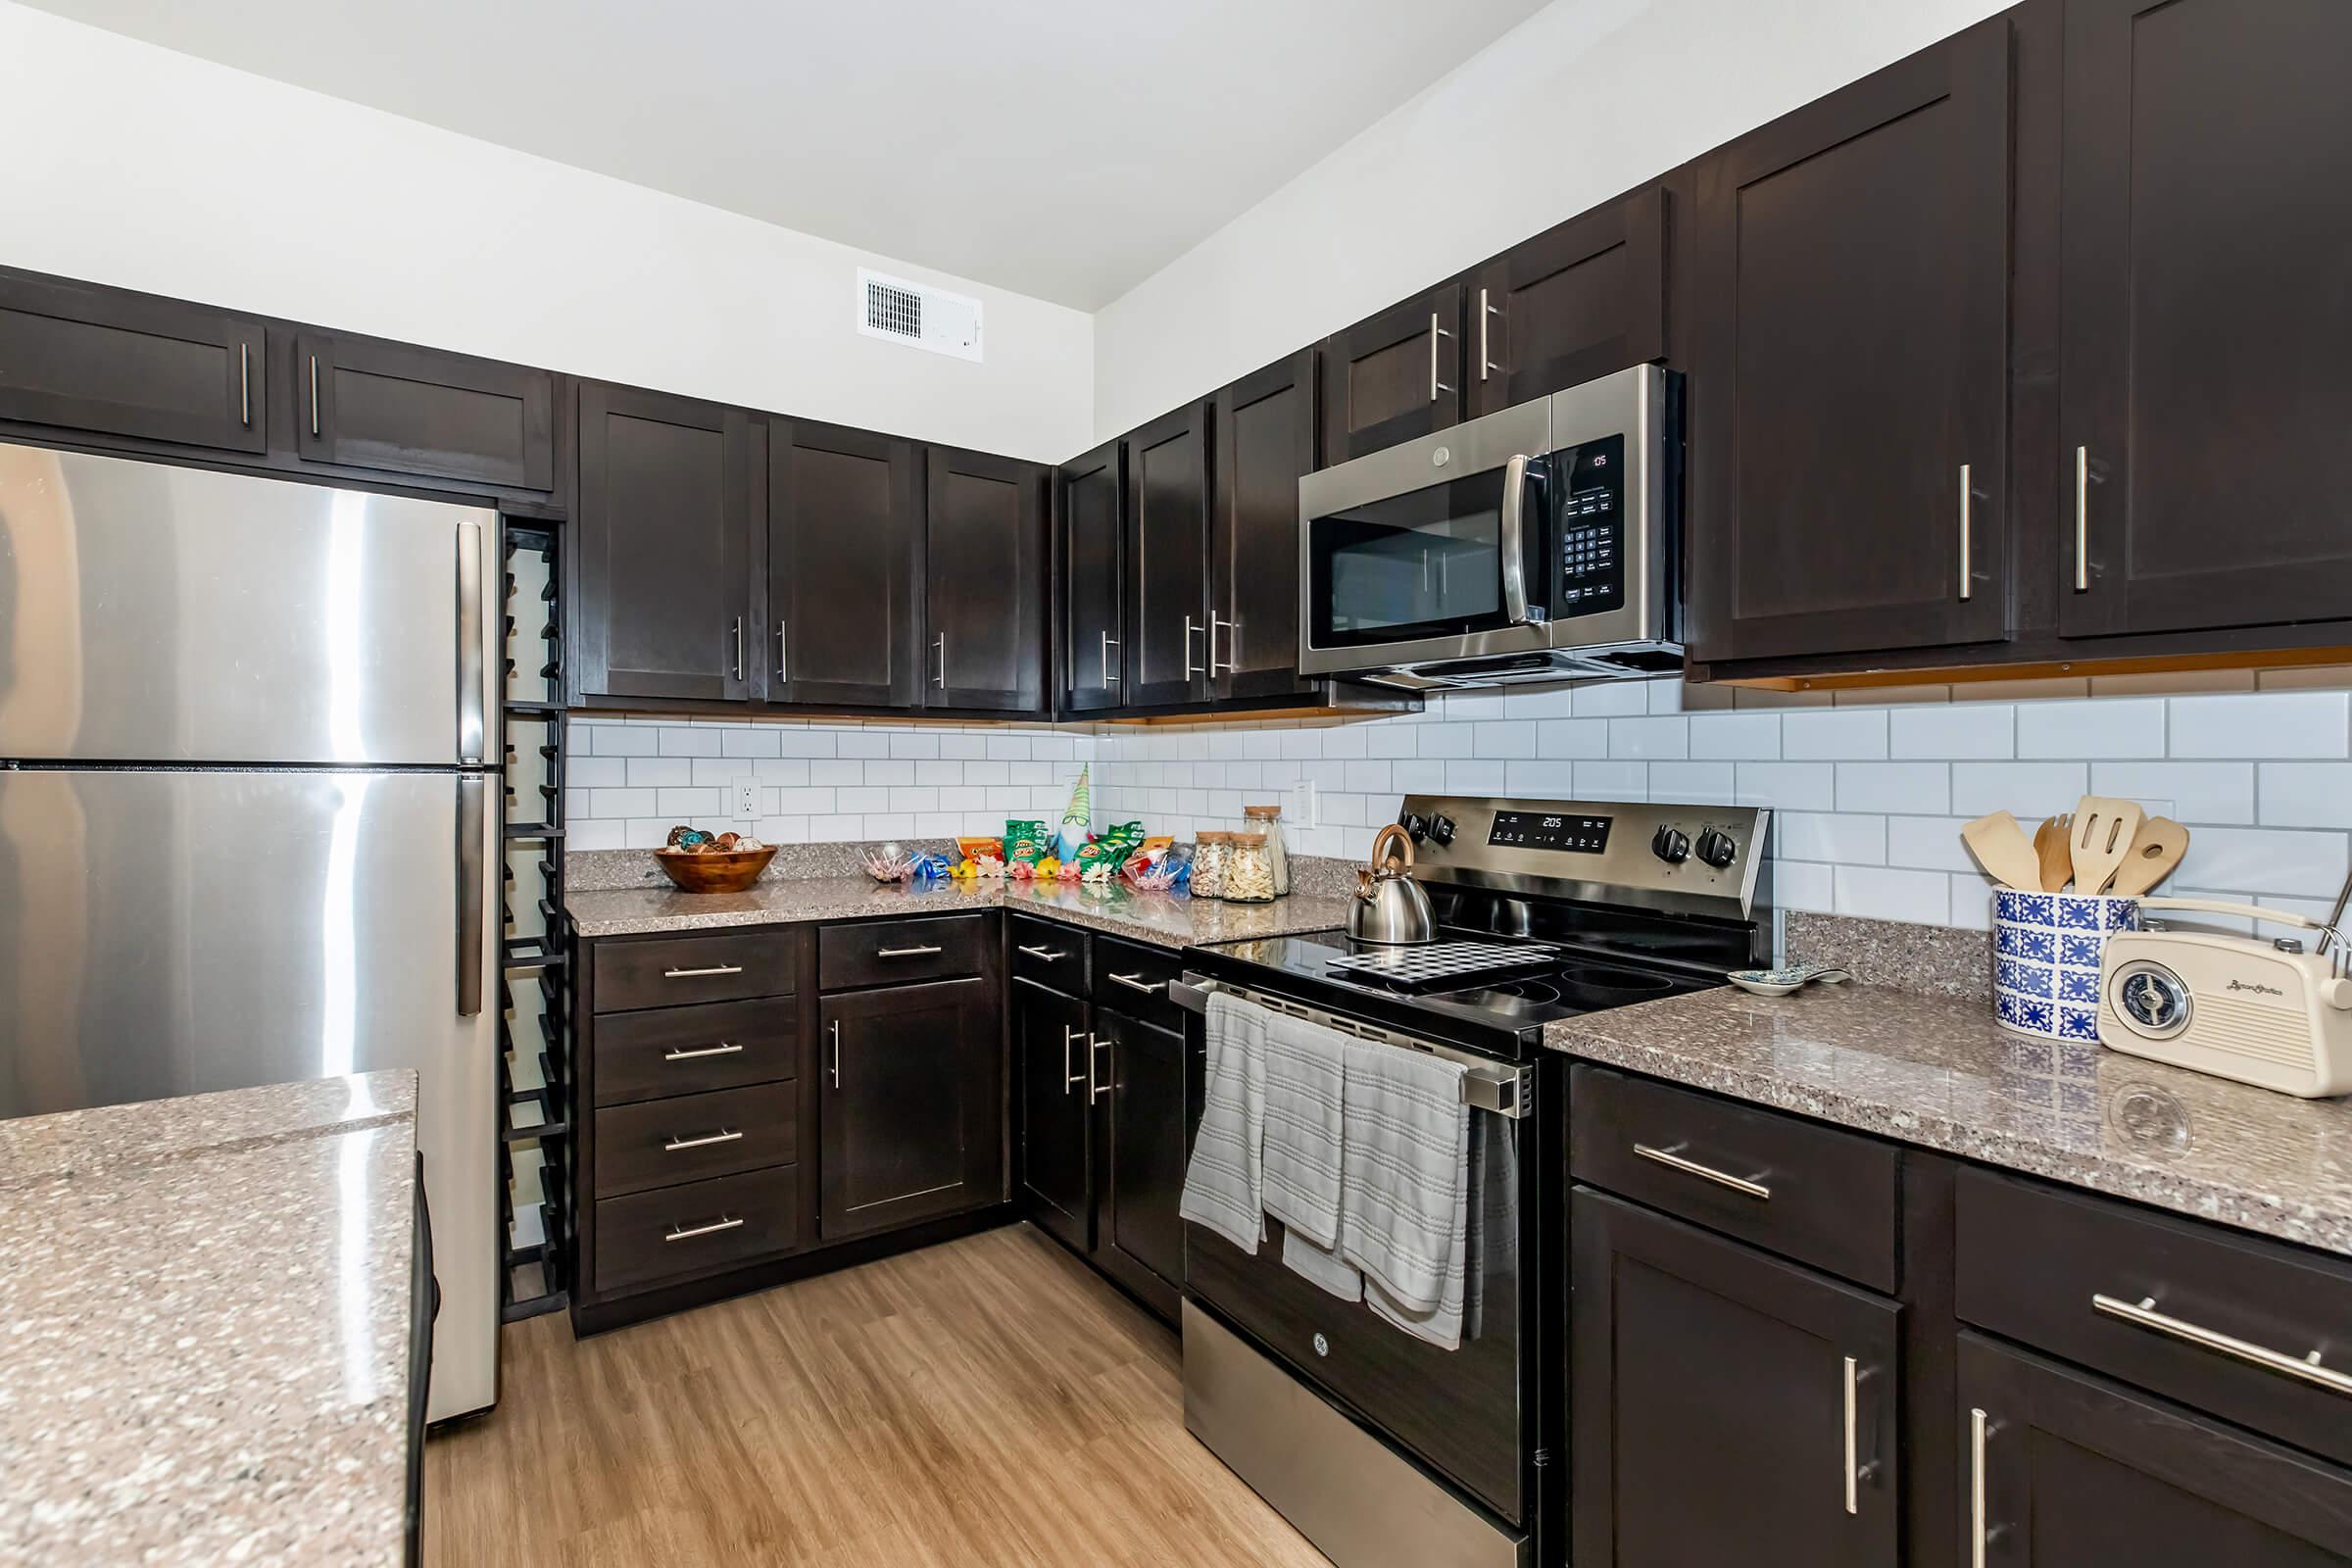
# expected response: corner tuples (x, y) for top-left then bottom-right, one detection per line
(1371, 823), (1416, 873)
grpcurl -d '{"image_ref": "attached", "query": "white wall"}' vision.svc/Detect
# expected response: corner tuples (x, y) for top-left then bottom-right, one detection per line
(1092, 0), (2009, 440)
(0, 1), (1093, 463)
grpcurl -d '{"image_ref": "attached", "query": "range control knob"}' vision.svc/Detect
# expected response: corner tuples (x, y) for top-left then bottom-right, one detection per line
(1650, 825), (1690, 865)
(1428, 813), (1457, 847)
(1399, 810), (1429, 844)
(1695, 829), (1739, 869)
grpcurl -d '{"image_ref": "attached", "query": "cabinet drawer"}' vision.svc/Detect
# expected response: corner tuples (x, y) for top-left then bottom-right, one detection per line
(593, 1082), (797, 1198)
(592, 998), (797, 1107)
(594, 1166), (800, 1296)
(1569, 1065), (1899, 1292)
(593, 929), (798, 1012)
(1090, 935), (1188, 1032)
(818, 912), (989, 990)
(1956, 1167), (2352, 1470)
(1008, 913), (1088, 995)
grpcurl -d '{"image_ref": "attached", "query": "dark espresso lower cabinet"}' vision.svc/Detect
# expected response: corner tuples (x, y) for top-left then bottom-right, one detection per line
(1958, 1333), (2352, 1566)
(817, 975), (1003, 1242)
(1090, 1004), (1190, 1321)
(1013, 979), (1092, 1254)
(1572, 1186), (1902, 1568)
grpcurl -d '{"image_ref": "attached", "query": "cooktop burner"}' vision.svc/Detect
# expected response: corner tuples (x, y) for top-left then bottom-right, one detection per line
(1325, 940), (1560, 992)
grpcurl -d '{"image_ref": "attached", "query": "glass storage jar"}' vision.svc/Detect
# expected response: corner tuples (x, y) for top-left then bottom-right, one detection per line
(1189, 831), (1231, 899)
(1242, 803), (1290, 896)
(1225, 832), (1277, 903)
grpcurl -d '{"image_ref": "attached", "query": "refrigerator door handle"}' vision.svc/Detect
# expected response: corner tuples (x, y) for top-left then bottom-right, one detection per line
(456, 521), (486, 766)
(456, 774), (486, 1015)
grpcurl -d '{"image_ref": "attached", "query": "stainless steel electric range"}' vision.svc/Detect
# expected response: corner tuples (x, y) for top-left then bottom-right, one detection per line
(1173, 794), (1774, 1568)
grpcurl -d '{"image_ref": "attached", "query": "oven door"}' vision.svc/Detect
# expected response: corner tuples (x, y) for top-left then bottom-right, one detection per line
(1298, 396), (1555, 676)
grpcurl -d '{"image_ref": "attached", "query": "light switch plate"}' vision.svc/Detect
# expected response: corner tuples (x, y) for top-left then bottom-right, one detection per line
(1287, 779), (1318, 830)
(732, 776), (758, 821)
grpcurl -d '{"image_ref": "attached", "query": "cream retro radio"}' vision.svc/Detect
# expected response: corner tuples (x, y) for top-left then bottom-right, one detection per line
(2099, 898), (2352, 1099)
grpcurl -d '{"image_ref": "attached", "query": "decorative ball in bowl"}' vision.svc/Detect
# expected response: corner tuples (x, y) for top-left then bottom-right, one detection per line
(653, 843), (776, 894)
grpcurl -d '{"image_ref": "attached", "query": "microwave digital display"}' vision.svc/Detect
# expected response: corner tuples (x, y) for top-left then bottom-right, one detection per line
(1488, 810), (1613, 854)
(1553, 433), (1627, 616)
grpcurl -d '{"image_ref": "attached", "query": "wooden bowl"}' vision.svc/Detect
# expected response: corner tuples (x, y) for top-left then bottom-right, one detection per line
(652, 845), (777, 894)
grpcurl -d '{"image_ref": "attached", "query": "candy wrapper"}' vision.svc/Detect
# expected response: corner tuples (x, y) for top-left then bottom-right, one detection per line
(907, 852), (953, 881)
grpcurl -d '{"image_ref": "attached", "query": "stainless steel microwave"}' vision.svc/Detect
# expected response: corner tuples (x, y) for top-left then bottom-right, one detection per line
(1296, 363), (1681, 688)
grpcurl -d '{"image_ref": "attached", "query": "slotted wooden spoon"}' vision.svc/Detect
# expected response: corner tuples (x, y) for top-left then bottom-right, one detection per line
(2108, 816), (2188, 897)
(2034, 813), (2073, 892)
(2069, 796), (2145, 895)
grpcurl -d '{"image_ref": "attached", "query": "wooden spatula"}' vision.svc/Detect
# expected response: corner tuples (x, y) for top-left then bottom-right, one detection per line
(2034, 813), (2073, 893)
(1961, 810), (2044, 892)
(2069, 796), (2145, 895)
(2108, 817), (2188, 897)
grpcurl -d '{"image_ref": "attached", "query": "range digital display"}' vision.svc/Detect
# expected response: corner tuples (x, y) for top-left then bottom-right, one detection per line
(1488, 810), (1612, 854)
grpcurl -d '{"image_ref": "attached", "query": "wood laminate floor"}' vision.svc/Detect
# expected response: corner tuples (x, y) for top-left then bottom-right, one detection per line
(424, 1222), (1332, 1566)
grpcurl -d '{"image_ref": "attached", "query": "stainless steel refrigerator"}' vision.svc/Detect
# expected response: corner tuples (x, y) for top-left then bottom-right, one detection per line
(0, 441), (503, 1423)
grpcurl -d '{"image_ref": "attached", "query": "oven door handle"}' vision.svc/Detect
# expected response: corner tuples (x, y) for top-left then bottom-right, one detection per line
(1498, 452), (1534, 627)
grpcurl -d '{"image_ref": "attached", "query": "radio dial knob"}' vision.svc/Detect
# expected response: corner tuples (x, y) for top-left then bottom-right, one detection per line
(1651, 826), (1690, 865)
(1695, 829), (1739, 869)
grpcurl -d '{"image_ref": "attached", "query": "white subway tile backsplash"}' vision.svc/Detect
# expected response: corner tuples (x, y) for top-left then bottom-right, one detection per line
(719, 727), (781, 758)
(1836, 761), (1950, 815)
(1688, 712), (1782, 760)
(1734, 761), (1838, 810)
(1474, 721), (1538, 759)
(1607, 715), (1689, 760)
(1888, 703), (2013, 760)
(1537, 718), (1610, 759)
(2181, 827), (2352, 898)
(2087, 761), (2255, 826)
(2259, 762), (2352, 829)
(658, 727), (721, 758)
(1784, 709), (1888, 760)
(1446, 760), (1509, 795)
(1950, 761), (2089, 818)
(1576, 760), (1649, 799)
(1775, 859), (1836, 912)
(1885, 815), (1978, 873)
(1778, 811), (1886, 865)
(1834, 865), (1949, 924)
(1563, 681), (1651, 717)
(1648, 761), (1736, 804)
(2170, 692), (2351, 759)
(1503, 760), (1578, 797)
(2016, 698), (2165, 760)
(625, 757), (692, 788)
(589, 724), (655, 756)
(568, 756), (625, 788)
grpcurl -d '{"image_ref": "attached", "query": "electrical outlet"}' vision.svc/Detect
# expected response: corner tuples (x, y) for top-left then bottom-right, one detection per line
(1287, 779), (1318, 830)
(731, 776), (758, 821)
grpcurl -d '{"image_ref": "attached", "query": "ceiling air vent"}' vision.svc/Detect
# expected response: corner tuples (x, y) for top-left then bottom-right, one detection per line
(857, 268), (982, 362)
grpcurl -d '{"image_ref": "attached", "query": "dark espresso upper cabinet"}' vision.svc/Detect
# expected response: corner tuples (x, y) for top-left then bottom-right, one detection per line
(1124, 402), (1213, 708)
(0, 271), (266, 455)
(1057, 438), (1125, 713)
(576, 382), (754, 705)
(1687, 17), (2013, 665)
(1469, 186), (1667, 417)
(1212, 350), (1317, 703)
(766, 418), (920, 710)
(293, 331), (554, 492)
(925, 447), (1047, 711)
(2057, 0), (2352, 640)
(1320, 283), (1465, 465)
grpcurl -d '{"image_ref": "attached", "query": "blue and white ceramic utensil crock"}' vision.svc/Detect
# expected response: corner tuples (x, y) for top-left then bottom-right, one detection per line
(1992, 891), (2140, 1041)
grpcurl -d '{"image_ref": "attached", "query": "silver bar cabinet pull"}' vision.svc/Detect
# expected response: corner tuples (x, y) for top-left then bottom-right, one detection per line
(777, 619), (788, 683)
(1106, 972), (1163, 997)
(934, 633), (947, 688)
(876, 944), (944, 958)
(665, 1215), (744, 1243)
(2074, 445), (2091, 592)
(238, 343), (251, 427)
(454, 774), (485, 1016)
(1089, 1034), (1111, 1102)
(664, 1128), (743, 1152)
(828, 1019), (841, 1088)
(1631, 1142), (1772, 1200)
(1017, 944), (1066, 961)
(1842, 1355), (1860, 1515)
(732, 616), (745, 682)
(1428, 313), (1455, 401)
(1969, 1407), (1989, 1568)
(309, 353), (320, 436)
(664, 963), (745, 979)
(1211, 614), (1238, 675)
(663, 1043), (743, 1062)
(1101, 629), (1120, 687)
(1062, 1024), (1086, 1094)
(1184, 615), (1203, 678)
(1958, 463), (1973, 602)
(455, 521), (485, 765)
(2092, 1293), (2352, 1396)
(1479, 287), (1494, 380)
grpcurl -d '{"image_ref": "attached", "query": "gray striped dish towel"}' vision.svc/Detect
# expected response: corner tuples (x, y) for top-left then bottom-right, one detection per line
(1338, 1038), (1470, 1350)
(1177, 990), (1269, 1255)
(1261, 1009), (1348, 1249)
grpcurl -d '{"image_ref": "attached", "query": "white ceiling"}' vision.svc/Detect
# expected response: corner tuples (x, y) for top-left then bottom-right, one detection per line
(23, 0), (1551, 310)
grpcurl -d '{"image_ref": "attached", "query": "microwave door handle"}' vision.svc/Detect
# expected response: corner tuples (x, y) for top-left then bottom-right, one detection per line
(1499, 453), (1533, 626)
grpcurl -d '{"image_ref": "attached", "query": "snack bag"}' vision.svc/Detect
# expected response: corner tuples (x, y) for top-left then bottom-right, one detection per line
(956, 835), (1006, 867)
(1004, 820), (1050, 869)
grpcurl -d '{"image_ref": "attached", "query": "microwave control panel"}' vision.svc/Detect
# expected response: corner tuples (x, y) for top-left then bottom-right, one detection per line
(1553, 432), (1627, 615)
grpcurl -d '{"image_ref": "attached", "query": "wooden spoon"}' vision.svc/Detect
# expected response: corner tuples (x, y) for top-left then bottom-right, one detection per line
(2108, 817), (2188, 897)
(2034, 813), (2073, 893)
(1961, 810), (2044, 892)
(2069, 795), (2145, 896)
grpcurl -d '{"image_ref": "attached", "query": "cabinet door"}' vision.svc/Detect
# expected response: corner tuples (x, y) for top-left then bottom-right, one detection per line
(0, 271), (265, 454)
(1572, 1188), (1900, 1568)
(1469, 186), (1667, 417)
(1089, 1006), (1189, 1321)
(1320, 283), (1465, 464)
(768, 418), (919, 709)
(2058, 0), (2352, 638)
(1687, 18), (2011, 664)
(817, 976), (1002, 1241)
(576, 382), (753, 704)
(1124, 403), (1212, 709)
(1057, 439), (1125, 713)
(1212, 350), (1317, 703)
(926, 447), (1046, 711)
(1013, 981), (1091, 1253)
(293, 331), (554, 491)
(1958, 1333), (2352, 1566)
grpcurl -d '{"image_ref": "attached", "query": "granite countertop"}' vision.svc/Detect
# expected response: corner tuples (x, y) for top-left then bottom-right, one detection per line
(1546, 984), (2352, 1257)
(0, 1072), (420, 1565)
(565, 873), (1356, 949)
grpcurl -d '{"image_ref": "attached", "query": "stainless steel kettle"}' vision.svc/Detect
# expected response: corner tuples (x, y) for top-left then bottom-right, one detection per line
(1349, 823), (1438, 945)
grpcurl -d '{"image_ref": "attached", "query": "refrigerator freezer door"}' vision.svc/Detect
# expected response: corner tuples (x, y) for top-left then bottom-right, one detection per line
(0, 442), (499, 766)
(0, 767), (502, 1421)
